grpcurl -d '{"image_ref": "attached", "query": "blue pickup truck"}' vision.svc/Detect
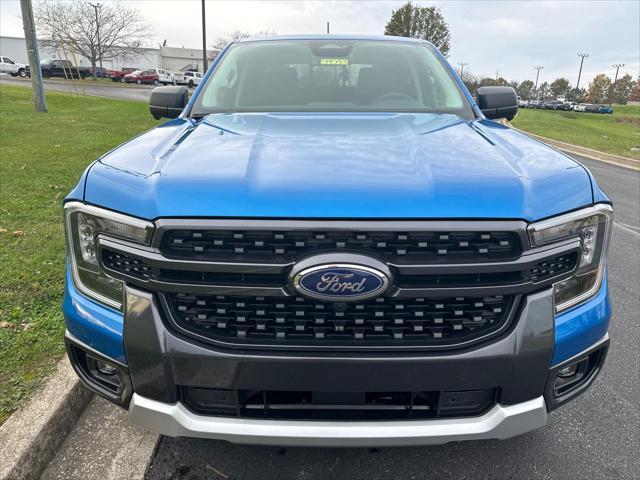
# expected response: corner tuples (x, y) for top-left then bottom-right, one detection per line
(63, 35), (612, 447)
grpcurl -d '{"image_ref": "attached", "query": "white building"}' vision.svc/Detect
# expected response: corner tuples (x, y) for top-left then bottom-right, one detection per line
(0, 36), (216, 73)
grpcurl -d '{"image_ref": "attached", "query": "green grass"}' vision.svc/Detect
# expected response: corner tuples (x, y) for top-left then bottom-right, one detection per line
(0, 84), (159, 424)
(511, 104), (640, 158)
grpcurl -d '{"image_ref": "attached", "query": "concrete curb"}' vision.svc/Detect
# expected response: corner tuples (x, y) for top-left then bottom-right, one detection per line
(0, 356), (93, 480)
(504, 121), (640, 171)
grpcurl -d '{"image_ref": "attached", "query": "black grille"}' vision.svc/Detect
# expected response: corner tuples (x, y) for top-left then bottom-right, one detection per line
(165, 293), (514, 348)
(181, 386), (497, 420)
(103, 250), (151, 280)
(161, 229), (521, 263)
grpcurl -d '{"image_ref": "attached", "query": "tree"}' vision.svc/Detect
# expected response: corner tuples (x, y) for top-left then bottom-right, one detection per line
(212, 30), (276, 52)
(460, 70), (480, 94)
(550, 77), (571, 98)
(566, 87), (586, 103)
(517, 80), (535, 100)
(537, 81), (550, 100)
(586, 74), (612, 103)
(609, 73), (635, 104)
(629, 77), (640, 102)
(384, 1), (451, 56)
(35, 0), (150, 78)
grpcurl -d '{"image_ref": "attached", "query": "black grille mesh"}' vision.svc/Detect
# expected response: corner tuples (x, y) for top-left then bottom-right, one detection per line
(161, 229), (521, 263)
(165, 293), (513, 347)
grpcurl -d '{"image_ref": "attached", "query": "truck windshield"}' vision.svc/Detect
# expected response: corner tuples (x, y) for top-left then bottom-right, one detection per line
(191, 39), (474, 119)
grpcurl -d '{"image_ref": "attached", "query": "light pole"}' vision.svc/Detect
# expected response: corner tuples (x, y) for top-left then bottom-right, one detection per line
(611, 63), (625, 104)
(89, 3), (102, 78)
(457, 62), (468, 77)
(575, 53), (589, 91)
(534, 66), (543, 98)
(201, 0), (208, 72)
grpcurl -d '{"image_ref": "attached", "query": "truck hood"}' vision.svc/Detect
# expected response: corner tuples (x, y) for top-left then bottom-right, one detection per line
(85, 113), (593, 221)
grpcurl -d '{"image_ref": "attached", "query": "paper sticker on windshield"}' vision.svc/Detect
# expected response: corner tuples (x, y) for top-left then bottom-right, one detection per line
(320, 58), (349, 66)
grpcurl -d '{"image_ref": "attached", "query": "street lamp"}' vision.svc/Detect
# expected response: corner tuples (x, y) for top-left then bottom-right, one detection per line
(575, 53), (589, 91)
(534, 66), (543, 98)
(89, 3), (102, 77)
(611, 63), (625, 104)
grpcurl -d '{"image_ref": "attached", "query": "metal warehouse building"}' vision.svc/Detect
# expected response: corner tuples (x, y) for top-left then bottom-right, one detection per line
(0, 36), (217, 73)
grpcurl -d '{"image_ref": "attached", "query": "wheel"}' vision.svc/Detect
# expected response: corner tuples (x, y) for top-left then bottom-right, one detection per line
(136, 79), (142, 85)
(42, 70), (51, 78)
(153, 79), (159, 86)
(188, 80), (194, 88)
(18, 68), (26, 77)
(120, 77), (125, 83)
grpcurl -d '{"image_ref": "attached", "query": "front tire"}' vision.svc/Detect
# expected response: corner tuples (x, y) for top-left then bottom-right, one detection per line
(153, 79), (159, 86)
(188, 80), (194, 88)
(136, 79), (142, 85)
(18, 68), (26, 77)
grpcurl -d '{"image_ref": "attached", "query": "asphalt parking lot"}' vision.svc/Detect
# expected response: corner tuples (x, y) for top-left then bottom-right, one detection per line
(0, 75), (155, 102)
(144, 156), (639, 480)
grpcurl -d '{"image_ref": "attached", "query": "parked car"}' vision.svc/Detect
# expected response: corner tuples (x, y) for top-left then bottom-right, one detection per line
(123, 69), (144, 84)
(544, 101), (572, 111)
(63, 35), (613, 448)
(528, 100), (543, 108)
(109, 67), (139, 82)
(584, 104), (601, 113)
(0, 56), (27, 77)
(86, 66), (108, 78)
(517, 96), (527, 107)
(39, 59), (87, 79)
(173, 70), (203, 88)
(597, 105), (614, 114)
(148, 68), (173, 85)
(574, 103), (588, 112)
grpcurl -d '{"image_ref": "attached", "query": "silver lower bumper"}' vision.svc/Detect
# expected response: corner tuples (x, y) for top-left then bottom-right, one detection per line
(129, 394), (547, 447)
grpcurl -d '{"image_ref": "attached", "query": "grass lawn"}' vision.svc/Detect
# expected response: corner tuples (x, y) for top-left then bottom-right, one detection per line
(511, 104), (640, 158)
(0, 84), (160, 424)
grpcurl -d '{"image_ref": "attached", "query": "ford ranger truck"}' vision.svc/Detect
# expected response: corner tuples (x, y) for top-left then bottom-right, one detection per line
(63, 35), (612, 447)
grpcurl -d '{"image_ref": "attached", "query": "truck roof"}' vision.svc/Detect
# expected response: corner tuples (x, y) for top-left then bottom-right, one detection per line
(236, 34), (430, 45)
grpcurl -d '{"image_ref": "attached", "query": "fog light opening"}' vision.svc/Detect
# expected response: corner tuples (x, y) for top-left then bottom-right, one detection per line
(557, 363), (579, 378)
(85, 353), (124, 392)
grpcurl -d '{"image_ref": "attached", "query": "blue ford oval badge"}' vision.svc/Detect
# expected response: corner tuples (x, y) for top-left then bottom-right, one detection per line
(293, 264), (389, 301)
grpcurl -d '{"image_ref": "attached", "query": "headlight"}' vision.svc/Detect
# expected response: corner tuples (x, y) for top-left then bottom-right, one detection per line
(64, 202), (154, 310)
(528, 204), (613, 313)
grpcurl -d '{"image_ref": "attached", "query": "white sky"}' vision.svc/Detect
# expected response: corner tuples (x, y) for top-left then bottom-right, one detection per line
(1, 0), (638, 85)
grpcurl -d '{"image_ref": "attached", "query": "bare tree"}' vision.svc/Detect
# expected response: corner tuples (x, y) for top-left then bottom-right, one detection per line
(211, 30), (276, 52)
(35, 0), (151, 78)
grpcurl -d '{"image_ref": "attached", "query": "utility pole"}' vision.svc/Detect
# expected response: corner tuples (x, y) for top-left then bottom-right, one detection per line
(326, 21), (330, 34)
(89, 3), (102, 78)
(534, 66), (543, 98)
(495, 68), (499, 81)
(19, 0), (47, 112)
(201, 0), (208, 72)
(576, 53), (589, 91)
(457, 62), (468, 77)
(611, 63), (625, 104)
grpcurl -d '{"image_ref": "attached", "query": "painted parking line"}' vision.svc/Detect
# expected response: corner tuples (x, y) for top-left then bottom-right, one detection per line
(614, 222), (640, 236)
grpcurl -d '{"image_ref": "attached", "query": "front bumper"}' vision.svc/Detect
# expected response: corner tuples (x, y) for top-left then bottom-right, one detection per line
(64, 268), (612, 446)
(129, 394), (547, 447)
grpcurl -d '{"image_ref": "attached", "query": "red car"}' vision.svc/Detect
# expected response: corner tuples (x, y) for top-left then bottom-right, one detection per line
(124, 69), (162, 85)
(109, 67), (139, 83)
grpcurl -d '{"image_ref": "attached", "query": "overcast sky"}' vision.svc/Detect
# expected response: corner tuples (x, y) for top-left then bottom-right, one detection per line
(1, 0), (638, 84)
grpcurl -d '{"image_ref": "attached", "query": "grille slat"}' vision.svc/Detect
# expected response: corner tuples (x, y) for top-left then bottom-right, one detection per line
(161, 229), (521, 263)
(166, 293), (513, 348)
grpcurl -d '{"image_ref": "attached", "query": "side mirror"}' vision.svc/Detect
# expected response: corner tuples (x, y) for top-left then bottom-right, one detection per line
(149, 86), (188, 120)
(476, 86), (518, 120)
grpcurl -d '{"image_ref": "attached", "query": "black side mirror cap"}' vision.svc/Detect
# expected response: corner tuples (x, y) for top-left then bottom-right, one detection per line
(476, 86), (518, 120)
(149, 86), (188, 119)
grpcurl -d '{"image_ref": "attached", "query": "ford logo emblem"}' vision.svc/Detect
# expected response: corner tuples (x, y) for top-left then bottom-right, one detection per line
(293, 263), (389, 302)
